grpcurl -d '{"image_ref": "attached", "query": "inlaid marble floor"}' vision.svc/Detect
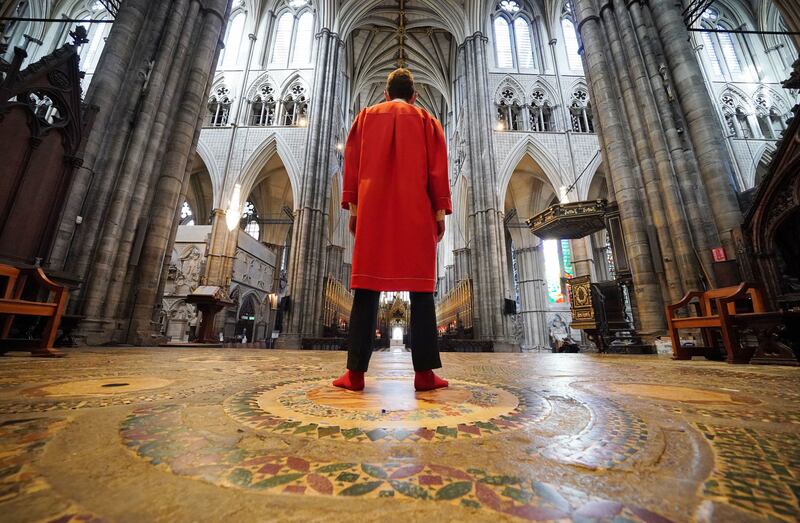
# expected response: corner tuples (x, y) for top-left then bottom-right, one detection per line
(0, 348), (798, 522)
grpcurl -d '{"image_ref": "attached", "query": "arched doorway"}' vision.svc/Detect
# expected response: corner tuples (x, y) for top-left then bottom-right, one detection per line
(379, 292), (411, 351)
(236, 294), (257, 341)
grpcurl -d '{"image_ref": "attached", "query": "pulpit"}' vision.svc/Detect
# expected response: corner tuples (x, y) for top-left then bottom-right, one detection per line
(568, 275), (653, 354)
(186, 286), (233, 343)
(528, 200), (652, 354)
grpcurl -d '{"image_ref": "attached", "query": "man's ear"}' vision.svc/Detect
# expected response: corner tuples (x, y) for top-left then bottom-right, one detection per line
(384, 90), (391, 101)
(408, 91), (417, 105)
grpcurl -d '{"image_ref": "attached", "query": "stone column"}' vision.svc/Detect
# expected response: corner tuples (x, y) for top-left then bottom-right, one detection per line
(81, 0), (200, 321)
(128, 1), (231, 343)
(626, 1), (717, 279)
(458, 34), (516, 350)
(49, 0), (160, 270)
(596, 1), (688, 303)
(646, 1), (742, 257)
(573, 0), (665, 336)
(326, 245), (345, 282)
(276, 29), (344, 347)
(570, 237), (593, 279)
(49, 0), (231, 344)
(203, 210), (239, 286)
(515, 244), (549, 350)
(454, 248), (471, 282)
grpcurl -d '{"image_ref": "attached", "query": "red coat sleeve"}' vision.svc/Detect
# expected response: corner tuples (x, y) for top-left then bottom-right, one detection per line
(341, 110), (364, 210)
(426, 114), (452, 215)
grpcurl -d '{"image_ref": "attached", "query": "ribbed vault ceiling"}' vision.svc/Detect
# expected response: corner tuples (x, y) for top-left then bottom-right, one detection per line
(346, 0), (455, 121)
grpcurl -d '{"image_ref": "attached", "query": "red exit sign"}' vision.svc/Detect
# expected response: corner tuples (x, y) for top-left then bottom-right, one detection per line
(712, 247), (727, 262)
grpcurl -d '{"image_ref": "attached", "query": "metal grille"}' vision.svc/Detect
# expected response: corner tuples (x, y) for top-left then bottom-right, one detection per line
(97, 0), (121, 18)
(682, 0), (715, 28)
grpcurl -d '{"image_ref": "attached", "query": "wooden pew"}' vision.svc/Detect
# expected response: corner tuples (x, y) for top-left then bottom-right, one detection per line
(666, 282), (766, 364)
(0, 265), (67, 357)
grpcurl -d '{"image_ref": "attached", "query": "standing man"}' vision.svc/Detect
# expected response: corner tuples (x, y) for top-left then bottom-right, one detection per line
(333, 68), (452, 392)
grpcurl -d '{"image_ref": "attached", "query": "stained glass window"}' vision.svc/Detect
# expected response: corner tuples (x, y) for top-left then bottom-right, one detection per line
(180, 202), (195, 226)
(494, 17), (513, 68)
(544, 240), (565, 303)
(293, 12), (314, 65)
(701, 31), (724, 77)
(717, 30), (742, 75)
(562, 18), (583, 71)
(271, 12), (294, 65)
(242, 201), (260, 239)
(499, 0), (520, 13)
(222, 12), (245, 66)
(514, 18), (534, 68)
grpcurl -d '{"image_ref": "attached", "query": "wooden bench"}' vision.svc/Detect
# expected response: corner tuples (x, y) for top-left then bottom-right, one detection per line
(666, 282), (766, 363)
(0, 265), (67, 357)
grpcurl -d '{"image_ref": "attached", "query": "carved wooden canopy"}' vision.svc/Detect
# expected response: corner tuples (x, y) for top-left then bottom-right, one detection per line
(0, 44), (86, 266)
(743, 99), (800, 307)
(526, 200), (607, 240)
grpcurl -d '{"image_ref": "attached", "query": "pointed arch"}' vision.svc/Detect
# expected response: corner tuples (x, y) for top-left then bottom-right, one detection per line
(720, 87), (756, 138)
(246, 71), (278, 99)
(193, 138), (222, 207)
(529, 79), (558, 131)
(278, 73), (310, 126)
(751, 142), (777, 188)
(497, 135), (570, 204)
(495, 76), (527, 105)
(278, 72), (310, 96)
(237, 132), (301, 210)
(576, 152), (604, 200)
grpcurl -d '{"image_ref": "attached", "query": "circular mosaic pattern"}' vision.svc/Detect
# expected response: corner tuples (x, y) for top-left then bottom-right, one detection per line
(225, 377), (549, 442)
(25, 377), (173, 397)
(120, 404), (676, 523)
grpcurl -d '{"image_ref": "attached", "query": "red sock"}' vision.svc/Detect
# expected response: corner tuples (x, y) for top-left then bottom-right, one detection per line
(332, 370), (365, 391)
(414, 370), (448, 391)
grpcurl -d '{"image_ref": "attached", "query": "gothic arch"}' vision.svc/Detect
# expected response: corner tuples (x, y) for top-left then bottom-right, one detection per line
(495, 76), (526, 105)
(194, 139), (222, 207)
(237, 132), (301, 209)
(278, 73), (310, 101)
(721, 84), (754, 110)
(752, 85), (791, 115)
(246, 72), (279, 100)
(530, 79), (557, 105)
(752, 142), (777, 187)
(575, 151), (603, 200)
(497, 135), (569, 204)
(565, 78), (589, 97)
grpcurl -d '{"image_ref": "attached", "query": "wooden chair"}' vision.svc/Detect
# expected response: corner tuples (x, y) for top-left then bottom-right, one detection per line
(666, 282), (766, 363)
(0, 265), (67, 357)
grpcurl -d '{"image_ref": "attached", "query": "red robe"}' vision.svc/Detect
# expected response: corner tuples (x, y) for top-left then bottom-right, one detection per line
(342, 100), (452, 292)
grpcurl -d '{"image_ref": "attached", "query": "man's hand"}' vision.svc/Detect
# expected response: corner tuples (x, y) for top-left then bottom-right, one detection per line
(349, 216), (357, 236)
(436, 219), (445, 242)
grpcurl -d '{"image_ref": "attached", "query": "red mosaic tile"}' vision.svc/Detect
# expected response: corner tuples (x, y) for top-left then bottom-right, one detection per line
(307, 474), (333, 495)
(389, 465), (424, 479)
(287, 457), (310, 472)
(418, 475), (443, 486)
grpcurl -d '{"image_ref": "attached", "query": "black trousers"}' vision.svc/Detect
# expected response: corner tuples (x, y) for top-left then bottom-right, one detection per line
(346, 289), (442, 372)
